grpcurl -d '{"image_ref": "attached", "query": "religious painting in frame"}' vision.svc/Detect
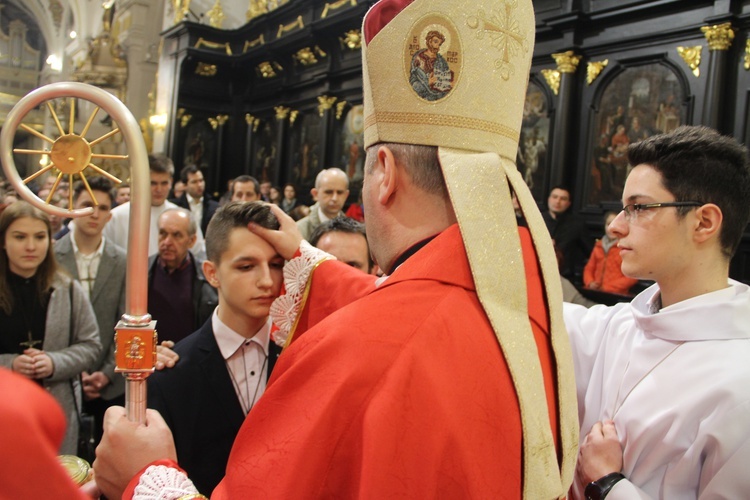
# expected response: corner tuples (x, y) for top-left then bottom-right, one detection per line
(586, 62), (685, 205)
(334, 104), (365, 185)
(182, 118), (214, 171)
(287, 110), (322, 189)
(181, 117), (217, 190)
(251, 117), (278, 184)
(517, 79), (551, 201)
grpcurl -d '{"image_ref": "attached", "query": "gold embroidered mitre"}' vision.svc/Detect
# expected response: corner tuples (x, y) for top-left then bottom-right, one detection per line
(361, 1), (578, 498)
(363, 0), (531, 157)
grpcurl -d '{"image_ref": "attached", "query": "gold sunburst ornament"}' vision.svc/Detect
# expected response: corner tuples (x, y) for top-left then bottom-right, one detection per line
(13, 98), (124, 210)
(2, 81), (157, 427)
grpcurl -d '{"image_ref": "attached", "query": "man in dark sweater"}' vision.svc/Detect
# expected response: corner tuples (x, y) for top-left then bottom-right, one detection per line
(543, 185), (592, 283)
(147, 208), (217, 343)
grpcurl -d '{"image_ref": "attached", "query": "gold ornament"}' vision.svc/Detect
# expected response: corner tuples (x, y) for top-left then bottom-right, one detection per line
(677, 45), (702, 77)
(257, 61), (282, 78)
(294, 47), (318, 66)
(335, 101), (348, 120)
(701, 22), (734, 51)
(195, 38), (232, 55)
(339, 29), (362, 51)
(317, 95), (337, 117)
(208, 114), (228, 130)
(321, 0), (356, 19)
(244, 35), (265, 53)
(195, 62), (217, 77)
(552, 50), (581, 74)
(206, 0), (226, 29)
(274, 106), (290, 120)
(172, 0), (191, 23)
(541, 69), (561, 95)
(277, 15), (304, 39)
(246, 0), (268, 22)
(586, 59), (608, 85)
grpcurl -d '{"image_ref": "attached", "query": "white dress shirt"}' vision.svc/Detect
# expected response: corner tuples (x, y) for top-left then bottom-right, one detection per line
(187, 194), (204, 228)
(70, 231), (106, 300)
(212, 309), (271, 415)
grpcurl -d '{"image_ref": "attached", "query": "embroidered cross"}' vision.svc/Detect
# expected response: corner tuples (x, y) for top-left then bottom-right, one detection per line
(467, 2), (529, 80)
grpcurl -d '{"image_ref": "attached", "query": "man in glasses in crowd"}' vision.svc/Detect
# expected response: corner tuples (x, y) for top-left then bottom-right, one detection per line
(566, 125), (750, 499)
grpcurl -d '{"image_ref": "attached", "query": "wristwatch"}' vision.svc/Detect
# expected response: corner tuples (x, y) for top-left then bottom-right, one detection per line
(584, 472), (626, 500)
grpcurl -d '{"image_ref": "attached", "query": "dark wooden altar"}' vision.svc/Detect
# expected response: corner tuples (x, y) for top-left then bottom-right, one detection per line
(159, 0), (375, 205)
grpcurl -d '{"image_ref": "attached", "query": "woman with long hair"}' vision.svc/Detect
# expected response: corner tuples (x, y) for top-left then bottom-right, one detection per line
(0, 201), (100, 454)
(269, 185), (283, 205)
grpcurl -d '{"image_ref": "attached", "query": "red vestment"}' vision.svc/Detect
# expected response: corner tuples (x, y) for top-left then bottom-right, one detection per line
(207, 224), (558, 498)
(0, 368), (87, 498)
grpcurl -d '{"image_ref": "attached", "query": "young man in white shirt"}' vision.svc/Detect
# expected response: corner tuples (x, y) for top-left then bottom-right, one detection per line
(146, 201), (284, 495)
(566, 125), (750, 499)
(104, 153), (180, 256)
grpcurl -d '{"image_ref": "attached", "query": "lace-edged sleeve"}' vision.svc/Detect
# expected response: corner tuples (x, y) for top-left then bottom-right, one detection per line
(270, 240), (334, 347)
(132, 464), (202, 500)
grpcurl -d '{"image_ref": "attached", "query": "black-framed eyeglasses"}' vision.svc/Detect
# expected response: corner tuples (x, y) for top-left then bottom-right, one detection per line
(620, 201), (702, 223)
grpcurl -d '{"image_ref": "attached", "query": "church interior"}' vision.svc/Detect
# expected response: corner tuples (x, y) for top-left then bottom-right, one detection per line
(1, 0), (749, 283)
(2, 2), (750, 497)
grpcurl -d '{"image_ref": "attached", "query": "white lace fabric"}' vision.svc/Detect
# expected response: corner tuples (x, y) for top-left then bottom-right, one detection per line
(270, 240), (334, 347)
(132, 465), (200, 500)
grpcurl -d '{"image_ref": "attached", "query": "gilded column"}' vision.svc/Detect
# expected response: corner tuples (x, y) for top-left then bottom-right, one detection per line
(549, 50), (581, 189)
(700, 22), (734, 129)
(244, 114), (257, 177)
(209, 115), (230, 194)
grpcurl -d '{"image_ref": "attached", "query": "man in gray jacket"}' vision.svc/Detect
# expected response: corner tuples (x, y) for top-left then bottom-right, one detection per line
(296, 168), (350, 240)
(54, 176), (127, 443)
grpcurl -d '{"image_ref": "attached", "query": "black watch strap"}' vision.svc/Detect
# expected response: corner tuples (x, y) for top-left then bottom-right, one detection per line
(584, 472), (626, 500)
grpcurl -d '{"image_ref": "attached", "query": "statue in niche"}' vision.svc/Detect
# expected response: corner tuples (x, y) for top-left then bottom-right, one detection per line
(102, 0), (116, 33)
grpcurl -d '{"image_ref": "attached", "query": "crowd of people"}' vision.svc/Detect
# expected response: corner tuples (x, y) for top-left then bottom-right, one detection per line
(1, 0), (749, 498)
(1, 114), (747, 500)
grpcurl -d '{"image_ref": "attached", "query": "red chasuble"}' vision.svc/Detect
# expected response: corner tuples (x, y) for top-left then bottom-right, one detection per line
(0, 368), (88, 498)
(209, 224), (558, 499)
